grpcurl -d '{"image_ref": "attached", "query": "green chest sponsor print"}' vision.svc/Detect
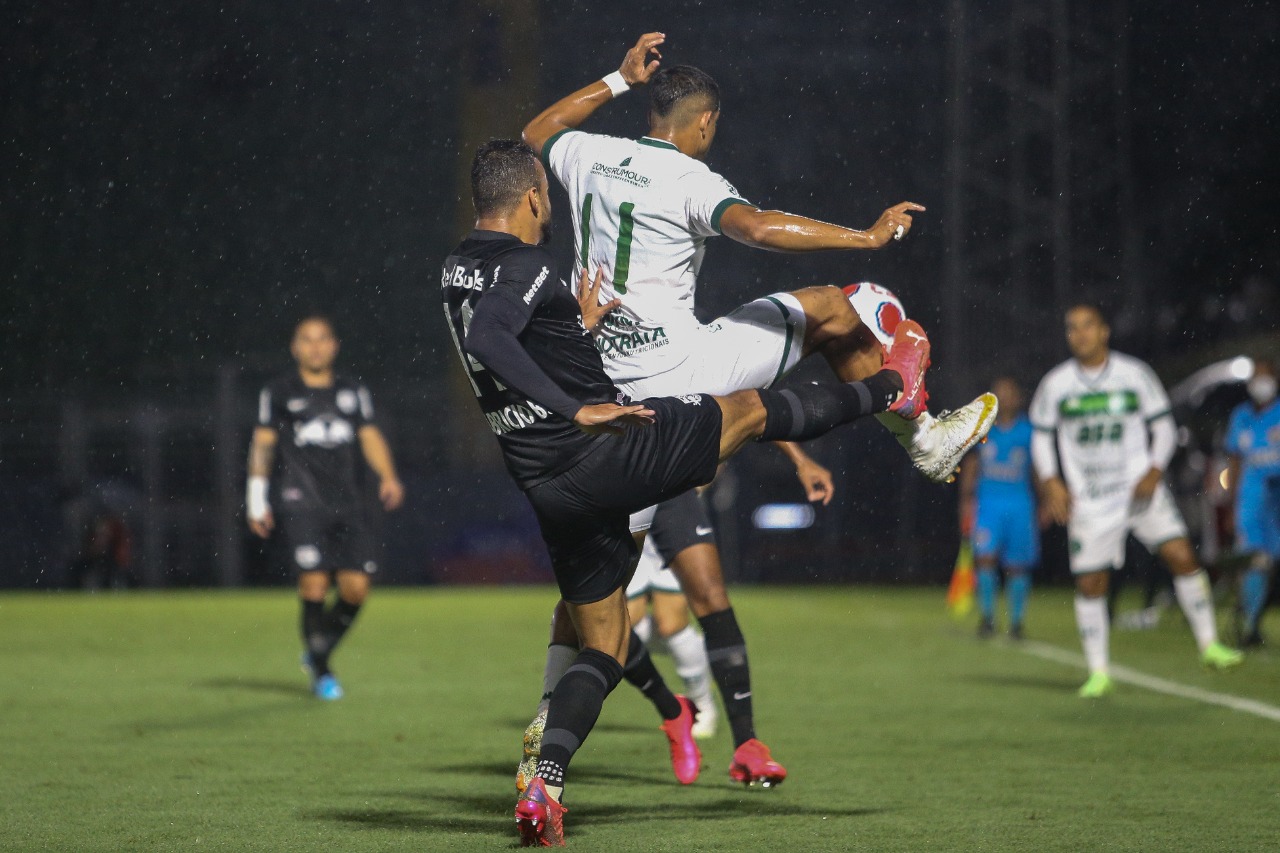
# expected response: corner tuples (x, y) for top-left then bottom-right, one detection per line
(1059, 390), (1138, 446)
(595, 314), (670, 357)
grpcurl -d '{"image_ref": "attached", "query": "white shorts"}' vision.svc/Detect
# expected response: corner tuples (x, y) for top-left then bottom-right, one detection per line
(620, 292), (806, 531)
(1067, 484), (1189, 574)
(626, 535), (684, 598)
(618, 292), (807, 399)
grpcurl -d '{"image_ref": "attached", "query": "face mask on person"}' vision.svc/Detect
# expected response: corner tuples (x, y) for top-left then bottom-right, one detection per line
(1248, 374), (1277, 406)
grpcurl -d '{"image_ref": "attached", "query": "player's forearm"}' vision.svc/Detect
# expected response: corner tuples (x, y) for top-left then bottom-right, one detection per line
(1226, 455), (1242, 507)
(359, 428), (399, 483)
(465, 299), (585, 422)
(523, 82), (614, 155)
(247, 431), (277, 478)
(722, 209), (881, 253)
(772, 441), (809, 467)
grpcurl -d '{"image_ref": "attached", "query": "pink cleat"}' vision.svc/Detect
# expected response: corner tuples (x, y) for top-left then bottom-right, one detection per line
(884, 319), (931, 420)
(515, 777), (567, 847)
(659, 695), (702, 785)
(728, 738), (788, 788)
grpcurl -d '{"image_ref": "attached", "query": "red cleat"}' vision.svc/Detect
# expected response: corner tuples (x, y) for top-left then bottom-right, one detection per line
(515, 777), (567, 847)
(728, 738), (788, 788)
(883, 319), (931, 420)
(659, 695), (702, 785)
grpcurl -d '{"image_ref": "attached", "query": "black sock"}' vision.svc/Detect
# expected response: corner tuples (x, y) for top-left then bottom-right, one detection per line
(698, 607), (756, 747)
(622, 630), (683, 720)
(757, 370), (903, 442)
(322, 598), (362, 654)
(300, 599), (330, 676)
(537, 648), (624, 788)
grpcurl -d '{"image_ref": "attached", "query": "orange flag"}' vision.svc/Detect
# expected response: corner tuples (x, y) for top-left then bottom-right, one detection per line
(946, 538), (976, 618)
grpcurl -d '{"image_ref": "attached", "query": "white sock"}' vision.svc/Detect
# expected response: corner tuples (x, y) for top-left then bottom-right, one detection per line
(632, 614), (654, 646)
(1074, 595), (1110, 675)
(665, 625), (715, 708)
(875, 410), (935, 452)
(1173, 570), (1218, 653)
(536, 644), (578, 714)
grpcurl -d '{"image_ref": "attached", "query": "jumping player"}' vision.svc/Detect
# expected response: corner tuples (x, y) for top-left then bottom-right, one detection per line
(1030, 304), (1242, 698)
(444, 139), (936, 845)
(247, 316), (405, 700)
(517, 32), (998, 787)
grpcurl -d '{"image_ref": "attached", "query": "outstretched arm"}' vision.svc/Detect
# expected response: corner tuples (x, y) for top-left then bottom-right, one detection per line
(719, 201), (926, 253)
(522, 32), (665, 155)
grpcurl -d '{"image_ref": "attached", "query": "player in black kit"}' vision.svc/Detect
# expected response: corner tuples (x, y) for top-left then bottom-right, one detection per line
(247, 316), (404, 700)
(445, 139), (933, 846)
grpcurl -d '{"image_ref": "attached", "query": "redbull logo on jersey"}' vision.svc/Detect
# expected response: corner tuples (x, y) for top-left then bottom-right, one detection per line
(486, 400), (551, 435)
(443, 264), (486, 291)
(293, 416), (355, 448)
(590, 161), (651, 188)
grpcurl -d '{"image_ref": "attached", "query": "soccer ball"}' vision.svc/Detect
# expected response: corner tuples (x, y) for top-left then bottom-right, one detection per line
(842, 282), (906, 349)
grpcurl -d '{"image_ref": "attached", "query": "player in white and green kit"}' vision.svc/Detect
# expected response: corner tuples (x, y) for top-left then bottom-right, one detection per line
(1030, 304), (1242, 697)
(516, 32), (997, 787)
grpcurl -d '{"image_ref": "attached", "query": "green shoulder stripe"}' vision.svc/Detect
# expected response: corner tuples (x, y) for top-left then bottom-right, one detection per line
(711, 198), (751, 234)
(541, 128), (575, 168)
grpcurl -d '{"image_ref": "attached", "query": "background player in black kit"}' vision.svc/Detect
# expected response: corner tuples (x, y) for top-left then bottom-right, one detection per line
(444, 140), (934, 846)
(246, 316), (405, 701)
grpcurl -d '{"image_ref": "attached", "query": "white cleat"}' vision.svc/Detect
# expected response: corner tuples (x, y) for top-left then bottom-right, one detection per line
(902, 393), (999, 482)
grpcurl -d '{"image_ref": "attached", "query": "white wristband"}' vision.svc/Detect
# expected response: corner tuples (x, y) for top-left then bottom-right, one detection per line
(246, 476), (270, 521)
(602, 71), (630, 97)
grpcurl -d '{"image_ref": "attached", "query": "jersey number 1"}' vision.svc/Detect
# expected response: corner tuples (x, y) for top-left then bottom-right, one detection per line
(580, 193), (636, 294)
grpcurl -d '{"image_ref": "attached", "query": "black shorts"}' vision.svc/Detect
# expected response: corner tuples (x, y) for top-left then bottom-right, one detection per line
(523, 394), (722, 604)
(649, 489), (716, 563)
(278, 508), (377, 575)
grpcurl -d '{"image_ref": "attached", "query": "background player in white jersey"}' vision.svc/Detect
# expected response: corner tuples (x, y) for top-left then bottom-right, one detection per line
(247, 316), (405, 700)
(625, 491), (721, 740)
(519, 32), (997, 785)
(1029, 304), (1242, 697)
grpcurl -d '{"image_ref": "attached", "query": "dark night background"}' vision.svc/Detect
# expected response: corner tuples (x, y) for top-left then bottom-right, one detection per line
(1, 0), (1276, 589)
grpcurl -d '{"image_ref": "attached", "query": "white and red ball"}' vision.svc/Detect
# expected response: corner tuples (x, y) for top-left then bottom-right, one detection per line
(842, 282), (906, 349)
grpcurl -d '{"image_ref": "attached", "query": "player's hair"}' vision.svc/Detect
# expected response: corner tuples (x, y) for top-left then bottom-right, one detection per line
(471, 139), (540, 217)
(649, 65), (720, 121)
(294, 314), (337, 339)
(1066, 301), (1109, 326)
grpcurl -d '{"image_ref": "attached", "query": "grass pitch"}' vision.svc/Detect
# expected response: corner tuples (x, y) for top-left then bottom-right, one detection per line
(2, 586), (1277, 852)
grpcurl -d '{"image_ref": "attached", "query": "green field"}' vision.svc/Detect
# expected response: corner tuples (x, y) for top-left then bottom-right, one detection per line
(2, 586), (1277, 852)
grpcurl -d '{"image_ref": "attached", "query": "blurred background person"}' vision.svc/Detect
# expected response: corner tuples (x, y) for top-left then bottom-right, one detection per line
(246, 316), (404, 700)
(1225, 357), (1280, 648)
(958, 376), (1039, 639)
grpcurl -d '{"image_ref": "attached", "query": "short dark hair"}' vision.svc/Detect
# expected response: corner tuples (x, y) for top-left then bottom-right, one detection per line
(471, 139), (540, 217)
(294, 314), (336, 339)
(649, 65), (720, 120)
(1067, 301), (1109, 325)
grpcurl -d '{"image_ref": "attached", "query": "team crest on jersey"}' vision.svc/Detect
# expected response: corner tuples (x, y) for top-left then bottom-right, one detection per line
(295, 545), (321, 569)
(677, 395), (702, 406)
(336, 389), (358, 414)
(287, 398), (308, 413)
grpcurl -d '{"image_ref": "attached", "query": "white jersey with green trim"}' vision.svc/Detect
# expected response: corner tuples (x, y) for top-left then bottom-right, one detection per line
(1029, 351), (1174, 504)
(542, 129), (750, 384)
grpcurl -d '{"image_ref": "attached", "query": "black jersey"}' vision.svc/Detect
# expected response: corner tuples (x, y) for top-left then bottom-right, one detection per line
(257, 373), (374, 511)
(442, 230), (625, 488)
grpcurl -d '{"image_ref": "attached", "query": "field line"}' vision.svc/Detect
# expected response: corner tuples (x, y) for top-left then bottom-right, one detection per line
(1016, 639), (1280, 723)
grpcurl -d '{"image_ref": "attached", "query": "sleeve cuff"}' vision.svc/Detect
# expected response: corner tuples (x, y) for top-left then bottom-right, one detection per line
(711, 198), (751, 234)
(1144, 409), (1173, 424)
